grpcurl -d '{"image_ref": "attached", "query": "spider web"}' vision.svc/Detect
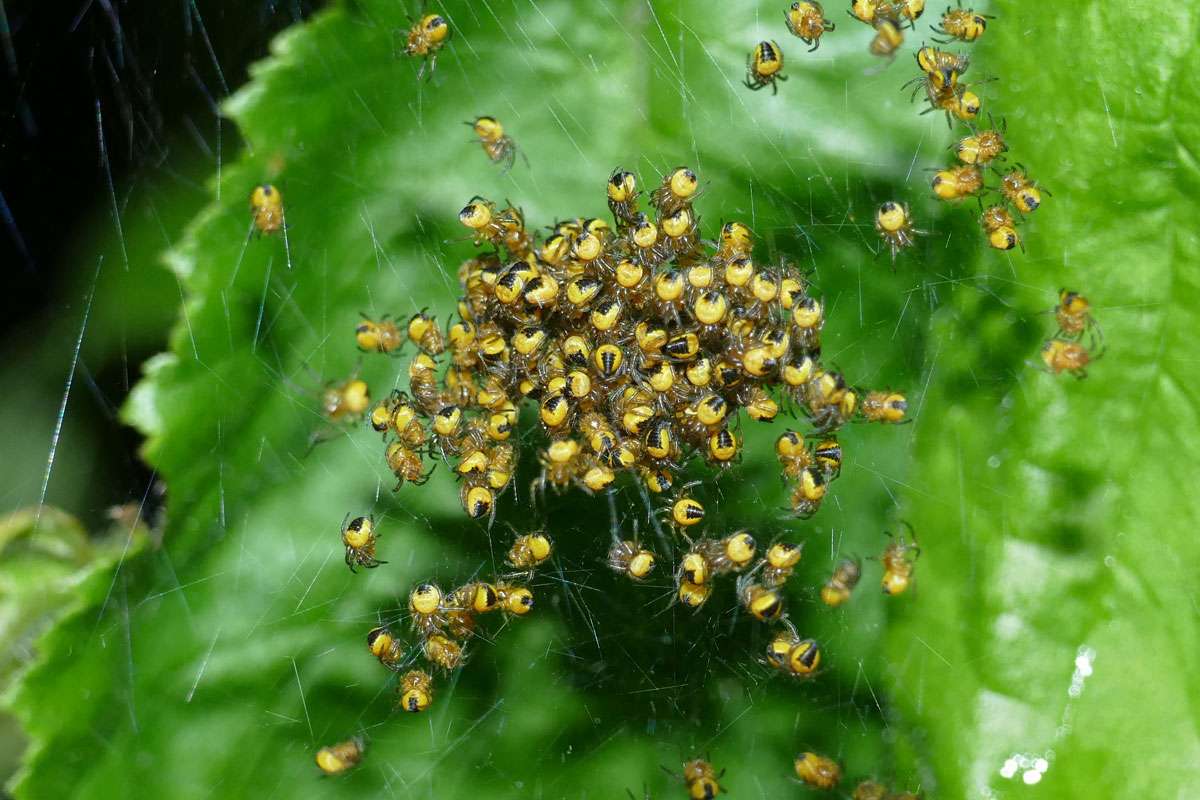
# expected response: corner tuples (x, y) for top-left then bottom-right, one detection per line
(1, 1), (1118, 798)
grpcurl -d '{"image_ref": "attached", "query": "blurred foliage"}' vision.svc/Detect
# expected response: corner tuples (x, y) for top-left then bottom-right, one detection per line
(0, 506), (147, 784)
(3, 0), (1198, 798)
(0, 149), (206, 528)
(0, 139), (209, 793)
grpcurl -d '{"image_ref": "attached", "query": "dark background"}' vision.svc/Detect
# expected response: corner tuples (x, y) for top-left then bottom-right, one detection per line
(0, 0), (322, 523)
(2, 0), (320, 320)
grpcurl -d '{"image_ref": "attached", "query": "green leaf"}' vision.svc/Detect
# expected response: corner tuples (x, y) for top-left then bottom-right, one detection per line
(0, 507), (94, 688)
(14, 0), (1196, 797)
(13, 2), (937, 795)
(883, 1), (1200, 797)
(0, 506), (147, 787)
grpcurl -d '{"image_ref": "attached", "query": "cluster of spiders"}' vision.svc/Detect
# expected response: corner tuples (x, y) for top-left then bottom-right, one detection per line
(295, 163), (923, 786)
(347, 166), (908, 530)
(343, 527), (551, 716)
